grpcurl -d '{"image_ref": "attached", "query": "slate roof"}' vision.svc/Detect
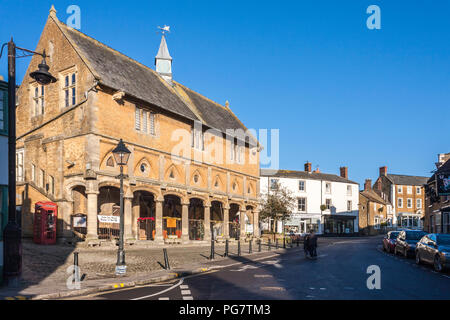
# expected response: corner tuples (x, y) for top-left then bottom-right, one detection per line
(55, 19), (255, 144)
(385, 174), (429, 186)
(428, 158), (450, 183)
(360, 189), (387, 205)
(260, 169), (359, 185)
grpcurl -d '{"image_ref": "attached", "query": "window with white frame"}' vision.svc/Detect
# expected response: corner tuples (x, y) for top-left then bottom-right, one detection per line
(135, 106), (157, 136)
(407, 186), (412, 194)
(416, 187), (421, 194)
(31, 164), (36, 183)
(298, 198), (306, 212)
(39, 169), (45, 189)
(416, 198), (422, 209)
(32, 84), (45, 116)
(192, 127), (204, 151)
(347, 185), (352, 196)
(16, 149), (24, 182)
(398, 198), (403, 208)
(325, 183), (331, 194)
(407, 198), (412, 208)
(63, 72), (76, 107)
(299, 180), (305, 191)
(325, 198), (332, 209)
(347, 200), (352, 211)
(397, 186), (402, 193)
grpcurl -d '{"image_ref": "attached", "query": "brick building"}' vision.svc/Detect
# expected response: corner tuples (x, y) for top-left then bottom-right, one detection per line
(359, 179), (390, 235)
(424, 153), (450, 233)
(15, 7), (260, 245)
(373, 166), (428, 230)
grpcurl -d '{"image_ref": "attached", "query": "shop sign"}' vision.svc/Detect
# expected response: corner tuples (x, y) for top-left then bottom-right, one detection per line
(98, 215), (120, 223)
(437, 172), (450, 196)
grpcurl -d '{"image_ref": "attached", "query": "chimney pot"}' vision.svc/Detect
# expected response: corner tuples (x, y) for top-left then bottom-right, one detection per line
(379, 166), (387, 176)
(364, 179), (372, 191)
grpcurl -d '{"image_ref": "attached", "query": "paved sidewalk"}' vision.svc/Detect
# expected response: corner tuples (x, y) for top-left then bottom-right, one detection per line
(0, 236), (349, 300)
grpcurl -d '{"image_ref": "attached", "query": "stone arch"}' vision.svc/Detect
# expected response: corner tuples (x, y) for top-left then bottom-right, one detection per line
(213, 175), (224, 190)
(131, 185), (160, 197)
(134, 157), (153, 177)
(164, 163), (182, 182)
(191, 169), (205, 186)
(64, 179), (87, 201)
(231, 178), (240, 192)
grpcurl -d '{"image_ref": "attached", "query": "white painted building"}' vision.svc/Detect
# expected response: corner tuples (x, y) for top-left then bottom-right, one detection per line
(260, 164), (359, 235)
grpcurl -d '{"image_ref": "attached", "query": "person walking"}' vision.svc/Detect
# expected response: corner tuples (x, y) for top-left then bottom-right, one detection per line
(303, 233), (310, 257)
(308, 230), (318, 258)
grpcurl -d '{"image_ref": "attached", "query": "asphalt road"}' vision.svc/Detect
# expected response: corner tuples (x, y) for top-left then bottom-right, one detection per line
(77, 236), (450, 300)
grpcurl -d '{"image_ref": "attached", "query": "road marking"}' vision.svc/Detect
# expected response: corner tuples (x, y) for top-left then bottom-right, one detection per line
(320, 288), (326, 290)
(306, 295), (315, 298)
(183, 296), (194, 300)
(131, 278), (184, 300)
(180, 285), (189, 289)
(158, 297), (170, 300)
(309, 287), (315, 290)
(181, 290), (191, 295)
(254, 275), (272, 278)
(260, 287), (285, 291)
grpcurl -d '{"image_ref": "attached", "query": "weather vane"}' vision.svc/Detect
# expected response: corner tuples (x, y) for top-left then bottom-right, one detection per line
(157, 25), (171, 35)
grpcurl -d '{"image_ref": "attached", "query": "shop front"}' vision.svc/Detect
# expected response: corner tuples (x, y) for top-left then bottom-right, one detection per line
(397, 212), (422, 230)
(323, 215), (357, 236)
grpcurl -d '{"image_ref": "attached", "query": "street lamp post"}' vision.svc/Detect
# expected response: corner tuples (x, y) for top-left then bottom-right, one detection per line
(1, 38), (56, 286)
(112, 139), (131, 276)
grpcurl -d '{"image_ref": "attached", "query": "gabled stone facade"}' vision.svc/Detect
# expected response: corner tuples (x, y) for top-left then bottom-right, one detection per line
(16, 7), (260, 245)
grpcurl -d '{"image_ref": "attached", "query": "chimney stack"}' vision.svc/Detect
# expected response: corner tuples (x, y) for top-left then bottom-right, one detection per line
(304, 162), (312, 173)
(364, 179), (372, 191)
(379, 166), (387, 176)
(340, 167), (348, 179)
(376, 179), (382, 191)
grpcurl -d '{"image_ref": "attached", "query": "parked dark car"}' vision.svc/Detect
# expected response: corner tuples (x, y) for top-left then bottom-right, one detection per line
(394, 230), (428, 258)
(415, 233), (450, 272)
(383, 231), (400, 253)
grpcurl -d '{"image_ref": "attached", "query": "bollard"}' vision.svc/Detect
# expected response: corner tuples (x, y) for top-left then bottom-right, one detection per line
(163, 248), (170, 270)
(258, 239), (262, 252)
(238, 240), (241, 256)
(73, 252), (79, 283)
(210, 240), (215, 260)
(249, 240), (252, 254)
(268, 239), (271, 251)
(224, 239), (229, 257)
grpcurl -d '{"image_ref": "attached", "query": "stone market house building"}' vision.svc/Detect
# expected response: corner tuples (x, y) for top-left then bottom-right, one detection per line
(424, 153), (450, 234)
(359, 179), (390, 235)
(260, 164), (360, 236)
(373, 166), (428, 230)
(15, 7), (260, 245)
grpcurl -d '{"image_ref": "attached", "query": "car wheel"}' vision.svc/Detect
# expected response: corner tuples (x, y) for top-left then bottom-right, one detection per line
(434, 255), (443, 272)
(415, 251), (421, 265)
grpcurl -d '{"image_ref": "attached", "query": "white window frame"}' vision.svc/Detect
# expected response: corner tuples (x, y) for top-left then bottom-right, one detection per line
(31, 83), (45, 116)
(416, 198), (422, 209)
(397, 186), (402, 193)
(398, 198), (403, 208)
(347, 185), (352, 196)
(16, 148), (24, 182)
(63, 72), (76, 107)
(298, 197), (306, 212)
(270, 178), (279, 190)
(325, 182), (331, 194)
(299, 180), (305, 192)
(407, 186), (412, 194)
(347, 200), (352, 211)
(325, 198), (332, 210)
(416, 187), (421, 195)
(135, 107), (141, 130)
(407, 198), (412, 208)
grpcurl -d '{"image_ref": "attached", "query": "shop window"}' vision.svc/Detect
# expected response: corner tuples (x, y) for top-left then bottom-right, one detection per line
(298, 198), (306, 212)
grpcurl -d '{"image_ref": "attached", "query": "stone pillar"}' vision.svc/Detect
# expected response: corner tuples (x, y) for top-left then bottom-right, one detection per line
(124, 193), (133, 240)
(253, 209), (260, 238)
(223, 205), (230, 239)
(155, 197), (164, 244)
(86, 190), (99, 240)
(240, 209), (246, 238)
(204, 203), (211, 241)
(181, 200), (189, 243)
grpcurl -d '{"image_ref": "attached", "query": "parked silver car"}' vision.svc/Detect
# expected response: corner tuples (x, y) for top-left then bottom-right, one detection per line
(415, 233), (450, 272)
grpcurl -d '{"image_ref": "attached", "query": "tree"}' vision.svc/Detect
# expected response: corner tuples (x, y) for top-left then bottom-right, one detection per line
(260, 180), (296, 241)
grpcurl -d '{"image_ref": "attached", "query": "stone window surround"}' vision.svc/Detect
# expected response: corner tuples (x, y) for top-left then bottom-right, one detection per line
(59, 66), (78, 109)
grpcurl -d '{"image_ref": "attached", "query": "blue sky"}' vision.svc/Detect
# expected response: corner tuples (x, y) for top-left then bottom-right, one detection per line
(1, 0), (449, 187)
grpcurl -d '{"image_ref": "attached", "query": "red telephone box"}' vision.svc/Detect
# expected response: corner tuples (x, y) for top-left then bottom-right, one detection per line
(33, 202), (58, 245)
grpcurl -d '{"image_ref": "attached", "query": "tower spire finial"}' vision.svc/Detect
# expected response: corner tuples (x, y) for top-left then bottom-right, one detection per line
(155, 25), (173, 84)
(49, 5), (57, 18)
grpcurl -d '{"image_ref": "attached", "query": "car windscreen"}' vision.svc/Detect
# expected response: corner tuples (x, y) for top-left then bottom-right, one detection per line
(405, 232), (427, 240)
(389, 232), (400, 239)
(437, 234), (450, 245)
